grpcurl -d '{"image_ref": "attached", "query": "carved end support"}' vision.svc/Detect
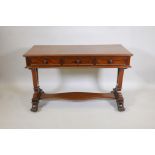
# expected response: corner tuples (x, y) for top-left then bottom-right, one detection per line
(31, 88), (44, 112)
(113, 88), (125, 112)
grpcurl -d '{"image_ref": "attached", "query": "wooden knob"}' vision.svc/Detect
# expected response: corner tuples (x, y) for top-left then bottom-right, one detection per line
(108, 59), (113, 64)
(75, 59), (81, 64)
(43, 59), (48, 64)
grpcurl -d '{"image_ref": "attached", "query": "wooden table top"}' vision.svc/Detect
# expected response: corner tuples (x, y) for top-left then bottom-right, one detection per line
(24, 44), (133, 57)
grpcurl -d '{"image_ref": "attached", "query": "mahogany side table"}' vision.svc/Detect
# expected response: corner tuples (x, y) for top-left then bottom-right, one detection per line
(23, 44), (133, 112)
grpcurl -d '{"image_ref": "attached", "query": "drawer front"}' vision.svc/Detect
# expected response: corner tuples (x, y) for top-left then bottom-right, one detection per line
(96, 56), (130, 66)
(29, 57), (61, 66)
(26, 56), (130, 68)
(63, 56), (93, 66)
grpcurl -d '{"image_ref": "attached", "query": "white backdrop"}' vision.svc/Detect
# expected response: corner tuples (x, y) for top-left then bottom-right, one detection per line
(0, 26), (155, 92)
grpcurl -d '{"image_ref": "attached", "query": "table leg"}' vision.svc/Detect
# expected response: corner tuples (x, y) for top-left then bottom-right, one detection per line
(31, 68), (44, 112)
(113, 68), (125, 111)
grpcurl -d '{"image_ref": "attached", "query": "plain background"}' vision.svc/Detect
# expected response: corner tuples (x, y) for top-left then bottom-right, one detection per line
(0, 26), (155, 128)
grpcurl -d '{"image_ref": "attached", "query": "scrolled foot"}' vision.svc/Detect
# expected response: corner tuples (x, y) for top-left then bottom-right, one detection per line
(113, 88), (125, 112)
(116, 94), (125, 112)
(31, 103), (38, 112)
(117, 102), (125, 112)
(30, 88), (44, 112)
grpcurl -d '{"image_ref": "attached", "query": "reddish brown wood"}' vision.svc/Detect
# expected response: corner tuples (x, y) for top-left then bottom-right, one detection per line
(96, 56), (130, 66)
(116, 68), (124, 91)
(62, 56), (94, 66)
(26, 56), (131, 68)
(24, 45), (133, 57)
(24, 45), (133, 112)
(40, 92), (115, 100)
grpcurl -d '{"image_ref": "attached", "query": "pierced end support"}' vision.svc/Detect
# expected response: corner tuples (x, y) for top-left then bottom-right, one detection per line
(117, 100), (125, 112)
(113, 88), (125, 112)
(31, 88), (44, 112)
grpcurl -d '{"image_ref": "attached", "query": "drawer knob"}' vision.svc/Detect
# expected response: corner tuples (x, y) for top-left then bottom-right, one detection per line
(43, 59), (48, 64)
(75, 59), (81, 64)
(108, 59), (113, 64)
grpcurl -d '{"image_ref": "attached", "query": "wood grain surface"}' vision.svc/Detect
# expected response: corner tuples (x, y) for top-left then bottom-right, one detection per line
(24, 44), (133, 57)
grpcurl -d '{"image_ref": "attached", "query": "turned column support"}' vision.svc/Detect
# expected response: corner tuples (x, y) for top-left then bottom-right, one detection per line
(116, 68), (124, 91)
